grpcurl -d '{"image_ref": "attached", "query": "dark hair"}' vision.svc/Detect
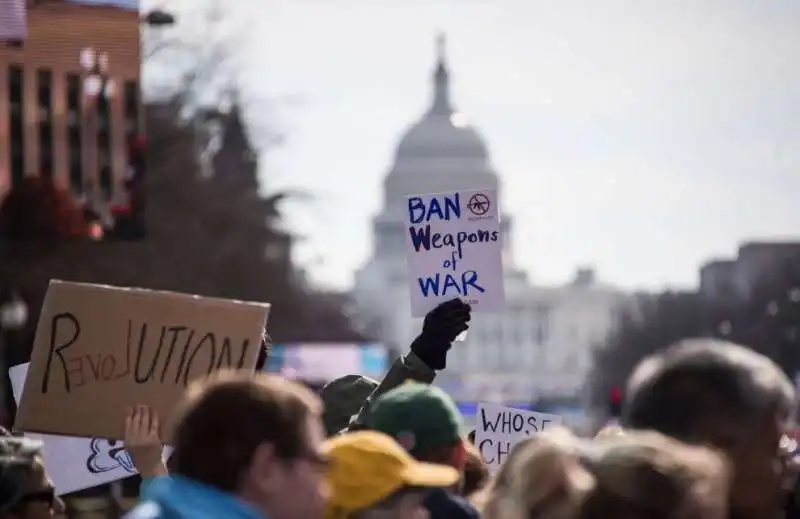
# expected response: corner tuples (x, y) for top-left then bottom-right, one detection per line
(169, 370), (321, 492)
(462, 441), (488, 497)
(623, 338), (794, 447)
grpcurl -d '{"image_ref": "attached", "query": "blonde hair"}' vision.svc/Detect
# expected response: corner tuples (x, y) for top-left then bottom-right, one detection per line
(473, 427), (729, 519)
(593, 425), (624, 440)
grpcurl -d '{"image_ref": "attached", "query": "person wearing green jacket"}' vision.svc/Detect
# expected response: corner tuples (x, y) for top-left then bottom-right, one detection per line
(320, 298), (471, 435)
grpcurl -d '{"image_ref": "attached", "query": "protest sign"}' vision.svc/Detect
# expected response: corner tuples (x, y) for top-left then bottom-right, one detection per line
(9, 363), (173, 495)
(404, 188), (505, 317)
(15, 280), (270, 440)
(474, 402), (562, 471)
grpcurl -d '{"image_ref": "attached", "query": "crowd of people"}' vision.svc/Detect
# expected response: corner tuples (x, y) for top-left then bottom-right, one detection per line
(0, 297), (799, 519)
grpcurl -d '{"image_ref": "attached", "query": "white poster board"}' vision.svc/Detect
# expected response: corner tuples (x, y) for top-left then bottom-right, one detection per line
(474, 402), (563, 472)
(10, 363), (171, 495)
(404, 188), (505, 317)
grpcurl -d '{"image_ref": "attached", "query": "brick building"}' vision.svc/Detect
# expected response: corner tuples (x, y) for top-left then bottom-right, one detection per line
(0, 0), (141, 203)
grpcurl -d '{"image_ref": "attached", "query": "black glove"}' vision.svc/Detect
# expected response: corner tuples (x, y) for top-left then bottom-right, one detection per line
(410, 298), (471, 370)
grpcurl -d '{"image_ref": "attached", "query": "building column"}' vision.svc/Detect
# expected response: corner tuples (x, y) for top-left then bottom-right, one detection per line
(52, 71), (68, 189)
(110, 81), (126, 205)
(0, 66), (9, 197)
(23, 66), (38, 177)
(80, 78), (98, 196)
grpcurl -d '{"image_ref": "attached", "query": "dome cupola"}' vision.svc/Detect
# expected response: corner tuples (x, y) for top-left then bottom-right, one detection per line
(394, 34), (489, 162)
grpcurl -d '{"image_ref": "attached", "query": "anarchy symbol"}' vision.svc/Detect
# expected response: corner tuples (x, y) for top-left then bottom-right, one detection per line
(467, 193), (491, 216)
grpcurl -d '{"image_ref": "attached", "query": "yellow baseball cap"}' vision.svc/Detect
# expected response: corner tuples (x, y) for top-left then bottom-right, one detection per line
(324, 431), (460, 519)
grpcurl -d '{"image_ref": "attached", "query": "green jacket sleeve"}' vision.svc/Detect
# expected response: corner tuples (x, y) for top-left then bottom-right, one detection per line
(347, 351), (435, 430)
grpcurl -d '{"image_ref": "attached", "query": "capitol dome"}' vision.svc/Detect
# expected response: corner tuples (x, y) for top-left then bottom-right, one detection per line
(393, 35), (490, 163)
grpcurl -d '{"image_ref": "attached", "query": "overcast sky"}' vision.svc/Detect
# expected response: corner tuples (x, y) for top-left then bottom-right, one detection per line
(143, 0), (800, 292)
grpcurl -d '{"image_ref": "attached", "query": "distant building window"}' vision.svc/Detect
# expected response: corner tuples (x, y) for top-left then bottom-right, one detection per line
(97, 91), (113, 198)
(123, 80), (139, 137)
(8, 65), (24, 185)
(66, 74), (83, 192)
(37, 68), (53, 178)
(0, 0), (27, 42)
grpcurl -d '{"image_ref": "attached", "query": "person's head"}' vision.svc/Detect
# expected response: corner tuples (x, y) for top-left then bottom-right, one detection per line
(475, 427), (729, 519)
(368, 383), (466, 472)
(169, 371), (328, 519)
(320, 375), (379, 436)
(623, 339), (795, 519)
(324, 430), (460, 519)
(0, 437), (64, 519)
(462, 442), (488, 499)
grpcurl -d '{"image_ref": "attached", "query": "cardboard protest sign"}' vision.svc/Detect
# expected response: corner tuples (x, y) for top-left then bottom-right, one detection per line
(16, 280), (270, 440)
(474, 402), (562, 471)
(404, 188), (505, 317)
(9, 363), (173, 495)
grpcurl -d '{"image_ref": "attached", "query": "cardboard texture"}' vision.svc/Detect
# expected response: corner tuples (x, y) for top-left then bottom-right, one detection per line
(15, 280), (270, 440)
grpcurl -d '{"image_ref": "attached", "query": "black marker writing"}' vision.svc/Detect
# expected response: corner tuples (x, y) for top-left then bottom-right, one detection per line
(41, 313), (80, 394)
(479, 408), (553, 435)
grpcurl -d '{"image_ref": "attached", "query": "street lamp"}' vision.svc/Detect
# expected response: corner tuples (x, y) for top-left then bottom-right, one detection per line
(0, 295), (27, 331)
(142, 9), (176, 27)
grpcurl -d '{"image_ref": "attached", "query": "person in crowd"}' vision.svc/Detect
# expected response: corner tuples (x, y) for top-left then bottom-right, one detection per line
(125, 371), (328, 519)
(324, 430), (459, 519)
(321, 298), (471, 435)
(462, 442), (489, 499)
(622, 338), (795, 519)
(367, 382), (479, 519)
(474, 427), (729, 519)
(0, 436), (65, 519)
(124, 331), (287, 480)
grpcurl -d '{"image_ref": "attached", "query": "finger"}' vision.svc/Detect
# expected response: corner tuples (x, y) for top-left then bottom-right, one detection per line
(434, 298), (461, 314)
(140, 406), (151, 433)
(441, 308), (470, 324)
(134, 405), (145, 432)
(150, 412), (160, 436)
(124, 407), (134, 435)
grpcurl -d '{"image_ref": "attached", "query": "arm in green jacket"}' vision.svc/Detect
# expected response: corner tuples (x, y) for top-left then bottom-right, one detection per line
(347, 351), (435, 430)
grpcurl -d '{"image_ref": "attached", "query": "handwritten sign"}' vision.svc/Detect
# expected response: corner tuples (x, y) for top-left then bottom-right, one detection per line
(404, 189), (505, 317)
(15, 280), (270, 440)
(474, 402), (562, 471)
(9, 363), (173, 495)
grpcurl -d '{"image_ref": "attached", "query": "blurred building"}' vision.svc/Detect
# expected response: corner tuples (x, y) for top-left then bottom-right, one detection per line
(0, 0), (26, 42)
(351, 36), (631, 406)
(700, 241), (800, 300)
(0, 0), (141, 204)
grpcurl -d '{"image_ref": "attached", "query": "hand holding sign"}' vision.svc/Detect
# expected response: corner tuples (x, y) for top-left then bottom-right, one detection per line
(124, 405), (167, 478)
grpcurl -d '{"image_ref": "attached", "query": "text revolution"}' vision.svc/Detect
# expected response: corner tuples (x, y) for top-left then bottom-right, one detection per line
(41, 313), (253, 394)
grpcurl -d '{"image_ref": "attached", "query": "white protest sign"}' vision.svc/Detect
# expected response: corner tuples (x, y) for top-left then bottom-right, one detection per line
(404, 188), (505, 317)
(10, 363), (172, 495)
(474, 402), (563, 471)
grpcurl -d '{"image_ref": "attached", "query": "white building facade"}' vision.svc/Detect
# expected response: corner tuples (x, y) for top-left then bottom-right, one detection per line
(351, 37), (630, 409)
